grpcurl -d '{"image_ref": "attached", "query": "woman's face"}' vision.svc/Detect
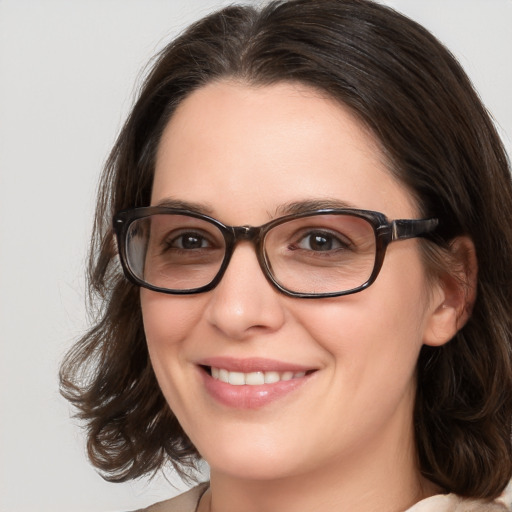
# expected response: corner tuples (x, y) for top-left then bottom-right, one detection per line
(142, 81), (445, 483)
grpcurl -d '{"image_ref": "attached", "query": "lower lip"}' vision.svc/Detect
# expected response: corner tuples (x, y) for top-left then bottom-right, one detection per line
(200, 369), (312, 409)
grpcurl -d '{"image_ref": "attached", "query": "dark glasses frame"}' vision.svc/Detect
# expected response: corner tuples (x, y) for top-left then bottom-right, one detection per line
(113, 207), (439, 299)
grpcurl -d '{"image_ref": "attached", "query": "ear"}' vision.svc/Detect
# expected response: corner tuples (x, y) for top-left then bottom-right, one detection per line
(423, 236), (478, 347)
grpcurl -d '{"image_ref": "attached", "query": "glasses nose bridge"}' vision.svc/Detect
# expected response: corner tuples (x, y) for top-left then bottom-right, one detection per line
(231, 225), (262, 245)
(225, 225), (266, 266)
(218, 224), (269, 288)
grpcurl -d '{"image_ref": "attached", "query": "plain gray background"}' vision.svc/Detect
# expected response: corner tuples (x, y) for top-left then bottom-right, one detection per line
(0, 1), (511, 511)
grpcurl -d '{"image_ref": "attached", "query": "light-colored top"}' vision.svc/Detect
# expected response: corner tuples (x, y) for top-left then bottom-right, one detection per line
(134, 484), (209, 512)
(407, 492), (510, 511)
(135, 482), (512, 512)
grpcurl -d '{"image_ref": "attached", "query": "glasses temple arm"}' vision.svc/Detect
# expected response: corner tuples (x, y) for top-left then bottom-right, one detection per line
(391, 218), (439, 241)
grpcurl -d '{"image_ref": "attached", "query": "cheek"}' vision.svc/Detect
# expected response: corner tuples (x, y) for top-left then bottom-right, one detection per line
(290, 257), (432, 392)
(140, 290), (210, 396)
(294, 297), (423, 364)
(140, 291), (210, 415)
(141, 290), (207, 347)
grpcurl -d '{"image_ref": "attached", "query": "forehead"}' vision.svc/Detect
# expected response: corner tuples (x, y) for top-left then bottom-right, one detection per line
(152, 80), (418, 223)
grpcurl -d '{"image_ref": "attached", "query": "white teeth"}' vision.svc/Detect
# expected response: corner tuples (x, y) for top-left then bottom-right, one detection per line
(228, 371), (245, 386)
(219, 368), (229, 383)
(210, 367), (309, 385)
(245, 371), (265, 385)
(264, 371), (280, 384)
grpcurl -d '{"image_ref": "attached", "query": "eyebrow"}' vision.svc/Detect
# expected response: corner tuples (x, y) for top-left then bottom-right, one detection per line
(153, 197), (358, 220)
(273, 198), (357, 216)
(153, 198), (215, 215)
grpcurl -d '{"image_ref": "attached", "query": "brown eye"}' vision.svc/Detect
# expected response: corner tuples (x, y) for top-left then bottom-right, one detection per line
(171, 232), (210, 250)
(296, 230), (349, 252)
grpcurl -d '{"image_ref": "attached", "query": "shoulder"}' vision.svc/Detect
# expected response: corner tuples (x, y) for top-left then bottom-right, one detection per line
(133, 483), (209, 512)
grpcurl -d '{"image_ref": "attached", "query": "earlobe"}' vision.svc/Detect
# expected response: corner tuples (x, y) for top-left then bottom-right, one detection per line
(423, 300), (459, 347)
(423, 236), (478, 347)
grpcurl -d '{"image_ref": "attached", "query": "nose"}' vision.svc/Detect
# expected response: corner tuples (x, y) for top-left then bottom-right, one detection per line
(204, 242), (286, 341)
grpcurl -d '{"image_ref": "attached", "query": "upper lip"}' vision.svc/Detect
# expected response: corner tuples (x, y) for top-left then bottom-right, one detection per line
(197, 357), (316, 373)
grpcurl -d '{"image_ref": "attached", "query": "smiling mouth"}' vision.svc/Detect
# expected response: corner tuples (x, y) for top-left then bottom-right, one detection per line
(203, 366), (315, 386)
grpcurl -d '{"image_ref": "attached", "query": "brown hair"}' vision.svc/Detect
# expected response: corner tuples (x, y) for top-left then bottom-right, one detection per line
(60, 0), (512, 498)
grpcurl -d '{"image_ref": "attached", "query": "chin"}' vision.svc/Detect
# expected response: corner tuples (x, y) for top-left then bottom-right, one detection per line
(198, 434), (307, 482)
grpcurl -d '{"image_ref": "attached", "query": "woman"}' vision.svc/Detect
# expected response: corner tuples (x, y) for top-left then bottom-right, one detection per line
(60, 0), (512, 510)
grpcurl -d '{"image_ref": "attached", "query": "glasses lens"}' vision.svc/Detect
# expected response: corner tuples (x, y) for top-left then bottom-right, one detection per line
(264, 214), (377, 295)
(125, 214), (226, 291)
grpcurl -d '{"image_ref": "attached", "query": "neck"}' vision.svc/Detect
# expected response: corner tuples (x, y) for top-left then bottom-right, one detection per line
(199, 429), (439, 512)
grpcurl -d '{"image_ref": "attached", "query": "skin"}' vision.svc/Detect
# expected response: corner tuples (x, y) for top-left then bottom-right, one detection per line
(141, 81), (463, 512)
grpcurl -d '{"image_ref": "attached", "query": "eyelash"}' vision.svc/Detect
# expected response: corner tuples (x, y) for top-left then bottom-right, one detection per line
(290, 229), (353, 252)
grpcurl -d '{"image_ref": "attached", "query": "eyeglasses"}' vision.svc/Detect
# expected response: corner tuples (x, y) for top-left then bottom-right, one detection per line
(113, 207), (438, 299)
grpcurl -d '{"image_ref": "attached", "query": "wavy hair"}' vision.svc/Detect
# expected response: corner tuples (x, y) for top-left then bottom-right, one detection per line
(60, 0), (512, 498)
